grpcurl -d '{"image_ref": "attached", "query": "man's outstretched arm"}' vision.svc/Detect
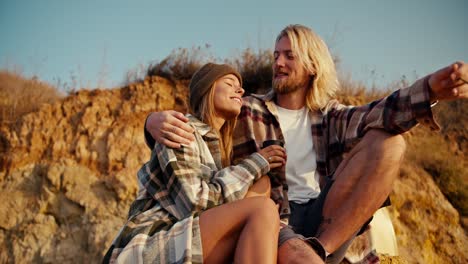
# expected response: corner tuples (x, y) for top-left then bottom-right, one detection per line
(328, 61), (468, 152)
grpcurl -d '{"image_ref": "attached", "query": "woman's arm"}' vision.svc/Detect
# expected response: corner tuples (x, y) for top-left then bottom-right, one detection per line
(139, 139), (271, 220)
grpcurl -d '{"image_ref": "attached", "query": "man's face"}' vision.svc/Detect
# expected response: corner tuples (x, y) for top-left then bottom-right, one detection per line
(272, 36), (311, 94)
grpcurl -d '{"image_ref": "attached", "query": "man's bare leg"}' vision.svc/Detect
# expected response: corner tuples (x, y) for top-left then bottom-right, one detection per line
(278, 238), (324, 264)
(277, 129), (405, 264)
(317, 129), (406, 253)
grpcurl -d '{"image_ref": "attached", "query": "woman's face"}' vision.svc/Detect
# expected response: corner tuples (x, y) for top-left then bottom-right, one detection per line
(213, 74), (244, 120)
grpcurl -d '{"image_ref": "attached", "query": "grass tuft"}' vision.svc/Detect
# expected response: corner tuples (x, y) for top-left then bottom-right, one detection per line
(0, 71), (62, 125)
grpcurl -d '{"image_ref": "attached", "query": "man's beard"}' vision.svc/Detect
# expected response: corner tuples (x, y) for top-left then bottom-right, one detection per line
(272, 74), (310, 94)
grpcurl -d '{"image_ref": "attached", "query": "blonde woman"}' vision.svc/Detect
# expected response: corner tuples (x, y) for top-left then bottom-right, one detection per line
(104, 63), (286, 264)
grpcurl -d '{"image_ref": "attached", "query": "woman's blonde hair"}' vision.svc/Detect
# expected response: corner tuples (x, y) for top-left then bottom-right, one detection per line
(276, 24), (340, 110)
(191, 80), (236, 167)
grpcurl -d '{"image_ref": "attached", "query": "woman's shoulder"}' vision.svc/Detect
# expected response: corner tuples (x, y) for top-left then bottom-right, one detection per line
(186, 114), (205, 130)
(186, 114), (217, 139)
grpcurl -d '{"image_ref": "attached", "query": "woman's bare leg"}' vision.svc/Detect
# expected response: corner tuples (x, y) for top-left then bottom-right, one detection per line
(199, 196), (279, 264)
(245, 176), (271, 198)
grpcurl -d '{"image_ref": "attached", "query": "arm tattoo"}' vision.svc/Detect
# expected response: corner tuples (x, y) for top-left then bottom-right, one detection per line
(322, 217), (333, 224)
(316, 217), (333, 237)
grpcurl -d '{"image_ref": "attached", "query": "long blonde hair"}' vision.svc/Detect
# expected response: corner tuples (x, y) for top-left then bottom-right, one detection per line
(276, 24), (340, 111)
(191, 80), (236, 167)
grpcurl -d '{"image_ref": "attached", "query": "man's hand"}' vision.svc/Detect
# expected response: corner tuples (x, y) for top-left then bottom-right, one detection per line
(257, 145), (287, 170)
(429, 61), (468, 101)
(146, 110), (195, 148)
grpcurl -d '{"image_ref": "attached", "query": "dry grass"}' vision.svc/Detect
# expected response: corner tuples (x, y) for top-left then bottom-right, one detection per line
(146, 46), (215, 82)
(226, 48), (273, 95)
(145, 46), (273, 95)
(407, 100), (468, 216)
(337, 74), (391, 105)
(0, 70), (63, 125)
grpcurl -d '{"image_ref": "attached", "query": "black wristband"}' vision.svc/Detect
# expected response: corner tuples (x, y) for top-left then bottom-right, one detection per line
(306, 237), (327, 262)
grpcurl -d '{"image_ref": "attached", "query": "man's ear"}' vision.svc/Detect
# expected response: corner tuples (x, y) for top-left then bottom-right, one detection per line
(308, 75), (315, 86)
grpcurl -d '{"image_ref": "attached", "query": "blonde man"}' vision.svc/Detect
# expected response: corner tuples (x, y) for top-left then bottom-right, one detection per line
(145, 25), (468, 263)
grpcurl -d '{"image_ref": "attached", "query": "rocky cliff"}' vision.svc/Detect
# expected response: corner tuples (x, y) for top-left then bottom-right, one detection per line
(0, 76), (466, 263)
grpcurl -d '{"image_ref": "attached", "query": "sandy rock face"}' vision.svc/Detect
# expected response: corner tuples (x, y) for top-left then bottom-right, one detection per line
(389, 162), (468, 264)
(0, 161), (129, 263)
(0, 76), (466, 263)
(1, 76), (186, 174)
(0, 76), (188, 263)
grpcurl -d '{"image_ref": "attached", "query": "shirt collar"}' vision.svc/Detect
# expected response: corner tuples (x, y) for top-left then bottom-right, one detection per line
(251, 89), (275, 102)
(251, 89), (329, 115)
(249, 89), (282, 121)
(187, 114), (219, 139)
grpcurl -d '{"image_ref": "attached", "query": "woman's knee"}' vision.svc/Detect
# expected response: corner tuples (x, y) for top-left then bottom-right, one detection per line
(247, 197), (280, 225)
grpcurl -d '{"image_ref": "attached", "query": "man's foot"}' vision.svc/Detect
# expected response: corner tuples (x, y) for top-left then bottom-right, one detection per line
(278, 238), (324, 264)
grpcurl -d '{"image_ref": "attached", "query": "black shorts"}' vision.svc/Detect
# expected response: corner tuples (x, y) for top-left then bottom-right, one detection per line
(278, 178), (334, 246)
(277, 179), (363, 264)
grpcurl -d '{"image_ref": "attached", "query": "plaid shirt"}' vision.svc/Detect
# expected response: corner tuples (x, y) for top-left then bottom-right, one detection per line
(105, 115), (269, 264)
(232, 76), (439, 220)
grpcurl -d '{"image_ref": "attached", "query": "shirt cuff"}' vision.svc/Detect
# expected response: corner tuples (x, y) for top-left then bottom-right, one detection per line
(409, 75), (440, 131)
(238, 152), (270, 180)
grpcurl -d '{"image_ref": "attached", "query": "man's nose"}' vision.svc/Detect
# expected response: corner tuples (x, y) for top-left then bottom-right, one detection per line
(274, 54), (285, 67)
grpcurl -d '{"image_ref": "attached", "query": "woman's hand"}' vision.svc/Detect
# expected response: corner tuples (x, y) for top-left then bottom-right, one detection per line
(258, 145), (287, 169)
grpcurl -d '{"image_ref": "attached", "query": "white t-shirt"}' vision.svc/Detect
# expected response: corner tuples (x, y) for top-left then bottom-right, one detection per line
(276, 105), (320, 203)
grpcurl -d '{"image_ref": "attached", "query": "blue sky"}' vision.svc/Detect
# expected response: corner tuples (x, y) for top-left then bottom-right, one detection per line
(1, 0), (467, 91)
